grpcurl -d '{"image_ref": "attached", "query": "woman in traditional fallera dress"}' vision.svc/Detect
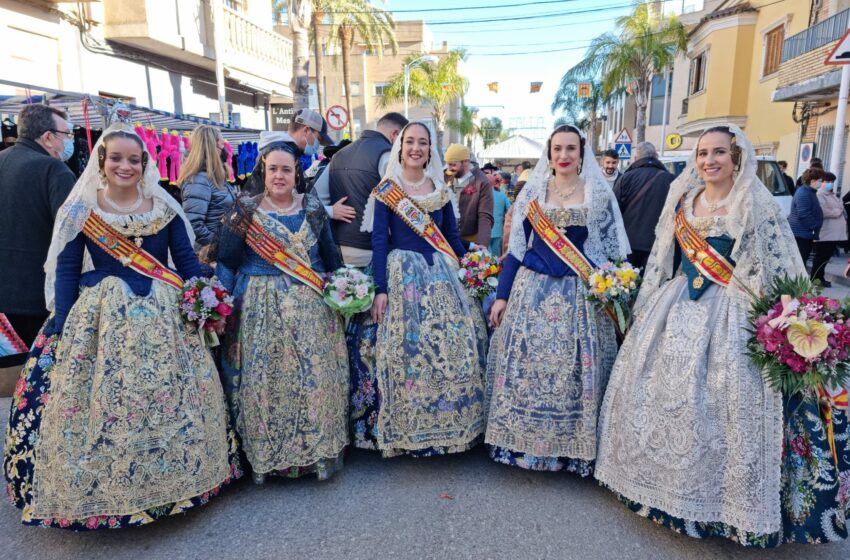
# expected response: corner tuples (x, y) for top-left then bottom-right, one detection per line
(595, 125), (849, 546)
(355, 121), (487, 457)
(217, 139), (348, 482)
(3, 124), (241, 530)
(485, 125), (629, 475)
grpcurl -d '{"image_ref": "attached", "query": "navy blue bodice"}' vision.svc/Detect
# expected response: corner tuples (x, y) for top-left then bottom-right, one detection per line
(677, 234), (736, 300)
(372, 199), (469, 294)
(496, 217), (592, 300)
(54, 215), (202, 330)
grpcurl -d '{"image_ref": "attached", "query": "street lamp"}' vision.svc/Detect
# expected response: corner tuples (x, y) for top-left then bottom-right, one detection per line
(404, 54), (439, 119)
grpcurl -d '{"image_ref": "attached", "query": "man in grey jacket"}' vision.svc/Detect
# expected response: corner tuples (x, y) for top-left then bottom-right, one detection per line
(0, 104), (76, 366)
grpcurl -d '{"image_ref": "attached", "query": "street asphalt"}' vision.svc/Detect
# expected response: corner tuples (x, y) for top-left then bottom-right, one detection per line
(1, 397), (849, 560)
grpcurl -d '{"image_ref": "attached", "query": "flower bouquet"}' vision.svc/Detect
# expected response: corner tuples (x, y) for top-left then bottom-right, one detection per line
(323, 265), (376, 321)
(747, 274), (850, 397)
(458, 249), (502, 300)
(585, 260), (641, 335)
(180, 276), (234, 347)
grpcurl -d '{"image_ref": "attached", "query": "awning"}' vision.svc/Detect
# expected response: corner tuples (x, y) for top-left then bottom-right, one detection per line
(0, 79), (262, 143)
(478, 135), (544, 162)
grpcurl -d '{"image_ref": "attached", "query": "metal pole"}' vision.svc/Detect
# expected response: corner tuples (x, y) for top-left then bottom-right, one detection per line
(830, 64), (850, 196)
(660, 67), (671, 157)
(212, 0), (228, 125)
(403, 64), (410, 119)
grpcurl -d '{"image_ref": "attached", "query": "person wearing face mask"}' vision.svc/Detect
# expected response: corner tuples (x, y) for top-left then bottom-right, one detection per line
(178, 125), (236, 263)
(242, 109), (332, 196)
(811, 171), (846, 287)
(0, 104), (76, 369)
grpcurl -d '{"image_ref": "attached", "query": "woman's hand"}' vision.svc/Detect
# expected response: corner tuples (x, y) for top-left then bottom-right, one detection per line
(372, 293), (388, 323)
(489, 298), (508, 328)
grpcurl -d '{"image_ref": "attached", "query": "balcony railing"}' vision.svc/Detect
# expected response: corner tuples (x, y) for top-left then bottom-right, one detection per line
(223, 6), (292, 72)
(781, 9), (850, 63)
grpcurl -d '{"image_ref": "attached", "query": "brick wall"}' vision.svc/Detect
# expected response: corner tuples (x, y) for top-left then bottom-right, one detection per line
(777, 41), (838, 88)
(803, 112), (819, 143)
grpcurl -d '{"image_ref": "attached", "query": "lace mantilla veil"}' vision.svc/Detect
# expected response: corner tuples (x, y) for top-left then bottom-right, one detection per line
(360, 121), (459, 233)
(43, 123), (195, 311)
(635, 124), (805, 313)
(507, 128), (630, 264)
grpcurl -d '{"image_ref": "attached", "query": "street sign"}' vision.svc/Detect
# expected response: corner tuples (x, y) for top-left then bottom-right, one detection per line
(614, 128), (633, 144)
(270, 102), (295, 132)
(665, 133), (683, 150)
(325, 105), (349, 130)
(825, 28), (850, 65)
(615, 143), (632, 160)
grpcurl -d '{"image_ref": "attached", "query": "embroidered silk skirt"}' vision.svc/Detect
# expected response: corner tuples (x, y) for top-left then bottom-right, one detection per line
(4, 278), (241, 530)
(485, 267), (617, 475)
(221, 274), (349, 479)
(595, 276), (849, 546)
(362, 249), (486, 457)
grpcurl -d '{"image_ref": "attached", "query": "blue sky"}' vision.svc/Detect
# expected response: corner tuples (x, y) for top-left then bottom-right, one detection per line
(381, 0), (635, 139)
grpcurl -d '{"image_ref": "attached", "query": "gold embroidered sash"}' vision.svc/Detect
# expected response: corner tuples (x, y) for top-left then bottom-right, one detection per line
(526, 199), (594, 282)
(526, 199), (620, 329)
(82, 212), (184, 290)
(246, 214), (326, 295)
(674, 196), (735, 290)
(372, 180), (459, 265)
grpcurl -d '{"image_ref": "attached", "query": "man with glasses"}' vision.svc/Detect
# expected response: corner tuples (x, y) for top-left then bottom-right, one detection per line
(0, 104), (76, 373)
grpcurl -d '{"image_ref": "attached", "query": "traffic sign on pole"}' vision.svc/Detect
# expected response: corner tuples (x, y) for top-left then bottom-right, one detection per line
(825, 28), (850, 65)
(614, 128), (633, 144)
(325, 105), (349, 130)
(615, 143), (632, 160)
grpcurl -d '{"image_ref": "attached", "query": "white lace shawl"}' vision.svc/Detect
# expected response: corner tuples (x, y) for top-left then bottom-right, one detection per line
(360, 121), (459, 233)
(44, 123), (195, 311)
(507, 130), (630, 265)
(635, 124), (805, 314)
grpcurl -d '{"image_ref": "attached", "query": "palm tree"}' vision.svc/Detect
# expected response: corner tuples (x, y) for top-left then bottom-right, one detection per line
(380, 49), (469, 157)
(446, 104), (478, 148)
(552, 51), (613, 153)
(479, 117), (510, 148)
(283, 0), (313, 111)
(567, 2), (686, 144)
(310, 1), (329, 116)
(323, 0), (397, 140)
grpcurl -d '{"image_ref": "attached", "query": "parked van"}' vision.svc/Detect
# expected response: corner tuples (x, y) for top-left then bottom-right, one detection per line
(659, 156), (792, 215)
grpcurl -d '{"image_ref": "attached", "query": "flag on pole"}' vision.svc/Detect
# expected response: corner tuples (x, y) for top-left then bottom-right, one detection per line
(577, 83), (592, 98)
(487, 82), (499, 93)
(530, 82), (543, 93)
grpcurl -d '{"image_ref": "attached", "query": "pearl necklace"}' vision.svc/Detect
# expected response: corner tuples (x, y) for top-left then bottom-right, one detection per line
(401, 173), (429, 192)
(698, 189), (731, 213)
(103, 185), (144, 214)
(550, 177), (581, 200)
(264, 193), (300, 214)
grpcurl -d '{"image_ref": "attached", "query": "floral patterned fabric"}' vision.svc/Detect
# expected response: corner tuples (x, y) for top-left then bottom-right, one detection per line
(365, 249), (486, 457)
(220, 258), (349, 478)
(485, 266), (618, 475)
(4, 280), (242, 530)
(610, 393), (849, 547)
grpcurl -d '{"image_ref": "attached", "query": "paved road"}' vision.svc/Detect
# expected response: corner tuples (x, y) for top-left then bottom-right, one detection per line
(1, 399), (848, 560)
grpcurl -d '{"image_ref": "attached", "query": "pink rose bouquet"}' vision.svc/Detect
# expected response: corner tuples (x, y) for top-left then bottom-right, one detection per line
(323, 265), (376, 320)
(180, 276), (233, 347)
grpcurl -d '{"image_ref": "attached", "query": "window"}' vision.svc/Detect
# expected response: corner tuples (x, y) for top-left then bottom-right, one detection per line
(649, 74), (672, 126)
(374, 82), (390, 96)
(342, 81), (360, 97)
(689, 52), (707, 95)
(224, 0), (247, 12)
(763, 25), (785, 77)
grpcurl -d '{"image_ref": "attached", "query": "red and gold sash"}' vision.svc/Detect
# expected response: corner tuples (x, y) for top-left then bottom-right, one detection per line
(526, 199), (620, 328)
(82, 212), (184, 290)
(674, 196), (735, 290)
(246, 214), (326, 295)
(818, 385), (849, 466)
(526, 199), (594, 282)
(372, 180), (459, 265)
